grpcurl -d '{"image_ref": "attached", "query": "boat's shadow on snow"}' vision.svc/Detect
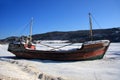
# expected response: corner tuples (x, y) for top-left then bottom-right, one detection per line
(0, 51), (120, 63)
(0, 56), (23, 60)
(29, 59), (84, 63)
(0, 56), (83, 63)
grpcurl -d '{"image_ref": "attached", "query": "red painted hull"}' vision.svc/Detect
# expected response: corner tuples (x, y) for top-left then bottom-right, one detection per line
(8, 40), (110, 61)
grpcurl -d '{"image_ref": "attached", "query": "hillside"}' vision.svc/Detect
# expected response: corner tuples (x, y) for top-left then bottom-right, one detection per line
(0, 27), (120, 43)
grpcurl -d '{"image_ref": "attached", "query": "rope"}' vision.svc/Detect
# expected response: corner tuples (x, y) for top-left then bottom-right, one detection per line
(19, 22), (29, 36)
(39, 43), (60, 50)
(50, 43), (74, 51)
(91, 14), (102, 29)
(38, 42), (74, 51)
(10, 19), (31, 38)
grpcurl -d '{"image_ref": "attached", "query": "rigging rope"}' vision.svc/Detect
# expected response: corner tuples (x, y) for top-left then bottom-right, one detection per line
(10, 20), (31, 38)
(38, 42), (74, 51)
(91, 14), (102, 29)
(50, 43), (74, 51)
(19, 22), (30, 36)
(39, 43), (58, 49)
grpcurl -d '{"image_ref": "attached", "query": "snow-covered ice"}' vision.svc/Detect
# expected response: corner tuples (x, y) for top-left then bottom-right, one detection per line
(0, 42), (120, 80)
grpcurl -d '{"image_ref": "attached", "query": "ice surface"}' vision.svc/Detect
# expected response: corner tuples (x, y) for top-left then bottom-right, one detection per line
(35, 43), (82, 51)
(0, 44), (14, 57)
(0, 42), (120, 80)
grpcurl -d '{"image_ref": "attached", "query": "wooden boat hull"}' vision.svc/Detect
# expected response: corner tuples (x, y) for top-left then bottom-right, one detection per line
(8, 40), (110, 61)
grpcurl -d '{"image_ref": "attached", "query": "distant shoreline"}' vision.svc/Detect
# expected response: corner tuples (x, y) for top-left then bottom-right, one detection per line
(1, 27), (120, 43)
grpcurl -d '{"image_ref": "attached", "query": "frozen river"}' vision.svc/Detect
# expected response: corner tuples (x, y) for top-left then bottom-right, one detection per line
(0, 42), (120, 80)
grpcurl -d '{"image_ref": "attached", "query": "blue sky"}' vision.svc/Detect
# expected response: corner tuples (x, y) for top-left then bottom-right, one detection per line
(0, 0), (120, 39)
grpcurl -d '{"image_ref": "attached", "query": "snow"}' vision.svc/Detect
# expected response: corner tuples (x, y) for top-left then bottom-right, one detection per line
(84, 40), (110, 46)
(0, 44), (14, 57)
(35, 42), (82, 51)
(0, 42), (120, 80)
(37, 40), (69, 43)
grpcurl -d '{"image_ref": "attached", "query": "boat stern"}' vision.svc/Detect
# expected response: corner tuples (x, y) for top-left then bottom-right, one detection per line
(8, 42), (25, 52)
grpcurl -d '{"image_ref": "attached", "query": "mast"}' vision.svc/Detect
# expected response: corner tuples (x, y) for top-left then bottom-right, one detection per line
(89, 13), (93, 41)
(30, 17), (33, 42)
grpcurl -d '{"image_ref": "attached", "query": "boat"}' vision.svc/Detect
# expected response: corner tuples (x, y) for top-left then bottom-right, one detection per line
(8, 13), (110, 61)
